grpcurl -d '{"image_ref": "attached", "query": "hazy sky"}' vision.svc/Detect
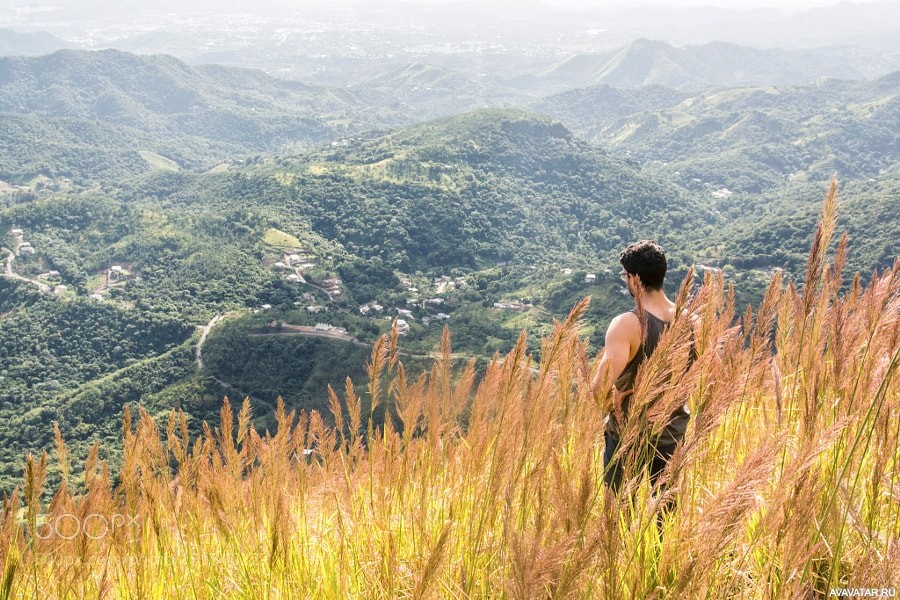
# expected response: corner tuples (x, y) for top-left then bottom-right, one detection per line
(393, 0), (884, 8)
(0, 0), (886, 10)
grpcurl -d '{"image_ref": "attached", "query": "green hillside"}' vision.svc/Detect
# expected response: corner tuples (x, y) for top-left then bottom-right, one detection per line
(534, 72), (899, 276)
(0, 50), (370, 185)
(252, 109), (713, 270)
(2, 108), (689, 491)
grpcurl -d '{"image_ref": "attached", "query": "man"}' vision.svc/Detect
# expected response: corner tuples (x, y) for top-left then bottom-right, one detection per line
(593, 240), (690, 493)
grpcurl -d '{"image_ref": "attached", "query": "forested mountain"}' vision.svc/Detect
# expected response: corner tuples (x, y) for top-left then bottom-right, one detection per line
(238, 109), (711, 270)
(0, 3), (897, 588)
(0, 50), (371, 184)
(533, 72), (899, 275)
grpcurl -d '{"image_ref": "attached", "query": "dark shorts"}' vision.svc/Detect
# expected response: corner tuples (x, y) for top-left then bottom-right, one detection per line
(602, 431), (679, 493)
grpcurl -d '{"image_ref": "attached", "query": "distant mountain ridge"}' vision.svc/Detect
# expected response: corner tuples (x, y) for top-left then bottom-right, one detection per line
(348, 62), (525, 123)
(0, 29), (70, 56)
(521, 39), (900, 92)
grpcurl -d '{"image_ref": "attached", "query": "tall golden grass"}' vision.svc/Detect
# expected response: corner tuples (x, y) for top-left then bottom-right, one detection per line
(1, 181), (898, 598)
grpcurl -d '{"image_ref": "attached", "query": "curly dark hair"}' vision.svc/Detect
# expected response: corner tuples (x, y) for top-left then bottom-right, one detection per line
(620, 240), (667, 291)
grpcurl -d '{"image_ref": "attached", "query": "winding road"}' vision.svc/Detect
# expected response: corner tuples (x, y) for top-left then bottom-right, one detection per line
(2, 245), (52, 293)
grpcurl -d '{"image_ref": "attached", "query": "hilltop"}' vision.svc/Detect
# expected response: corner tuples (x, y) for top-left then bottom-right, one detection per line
(241, 109), (712, 271)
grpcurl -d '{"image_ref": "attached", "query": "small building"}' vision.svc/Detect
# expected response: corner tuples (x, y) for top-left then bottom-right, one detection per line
(585, 273), (597, 284)
(90, 293), (104, 300)
(287, 274), (301, 282)
(395, 319), (411, 335)
(427, 298), (445, 305)
(397, 308), (414, 319)
(306, 306), (325, 314)
(261, 304), (272, 310)
(493, 302), (526, 312)
(435, 313), (450, 321)
(359, 305), (371, 315)
(10, 229), (23, 237)
(273, 262), (290, 270)
(18, 244), (34, 255)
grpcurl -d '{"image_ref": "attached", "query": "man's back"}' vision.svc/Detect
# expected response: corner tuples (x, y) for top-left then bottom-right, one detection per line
(605, 308), (690, 447)
(592, 239), (689, 493)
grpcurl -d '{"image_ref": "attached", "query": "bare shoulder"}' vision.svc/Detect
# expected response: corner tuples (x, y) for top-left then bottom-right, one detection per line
(607, 311), (641, 337)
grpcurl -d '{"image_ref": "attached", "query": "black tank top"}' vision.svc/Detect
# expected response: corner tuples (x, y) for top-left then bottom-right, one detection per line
(605, 309), (690, 445)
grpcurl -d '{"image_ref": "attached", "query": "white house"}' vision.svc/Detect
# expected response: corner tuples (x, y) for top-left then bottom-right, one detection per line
(395, 319), (411, 335)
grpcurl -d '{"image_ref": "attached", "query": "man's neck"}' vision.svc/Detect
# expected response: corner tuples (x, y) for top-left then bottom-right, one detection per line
(636, 288), (674, 315)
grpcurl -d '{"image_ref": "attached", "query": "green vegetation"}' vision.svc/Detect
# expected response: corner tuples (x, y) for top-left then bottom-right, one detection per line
(263, 228), (304, 249)
(3, 196), (897, 596)
(535, 73), (899, 279)
(138, 150), (181, 172)
(0, 48), (895, 507)
(0, 295), (192, 490)
(0, 49), (375, 186)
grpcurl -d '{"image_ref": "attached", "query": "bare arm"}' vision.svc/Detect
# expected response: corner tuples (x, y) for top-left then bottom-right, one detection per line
(591, 312), (641, 400)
